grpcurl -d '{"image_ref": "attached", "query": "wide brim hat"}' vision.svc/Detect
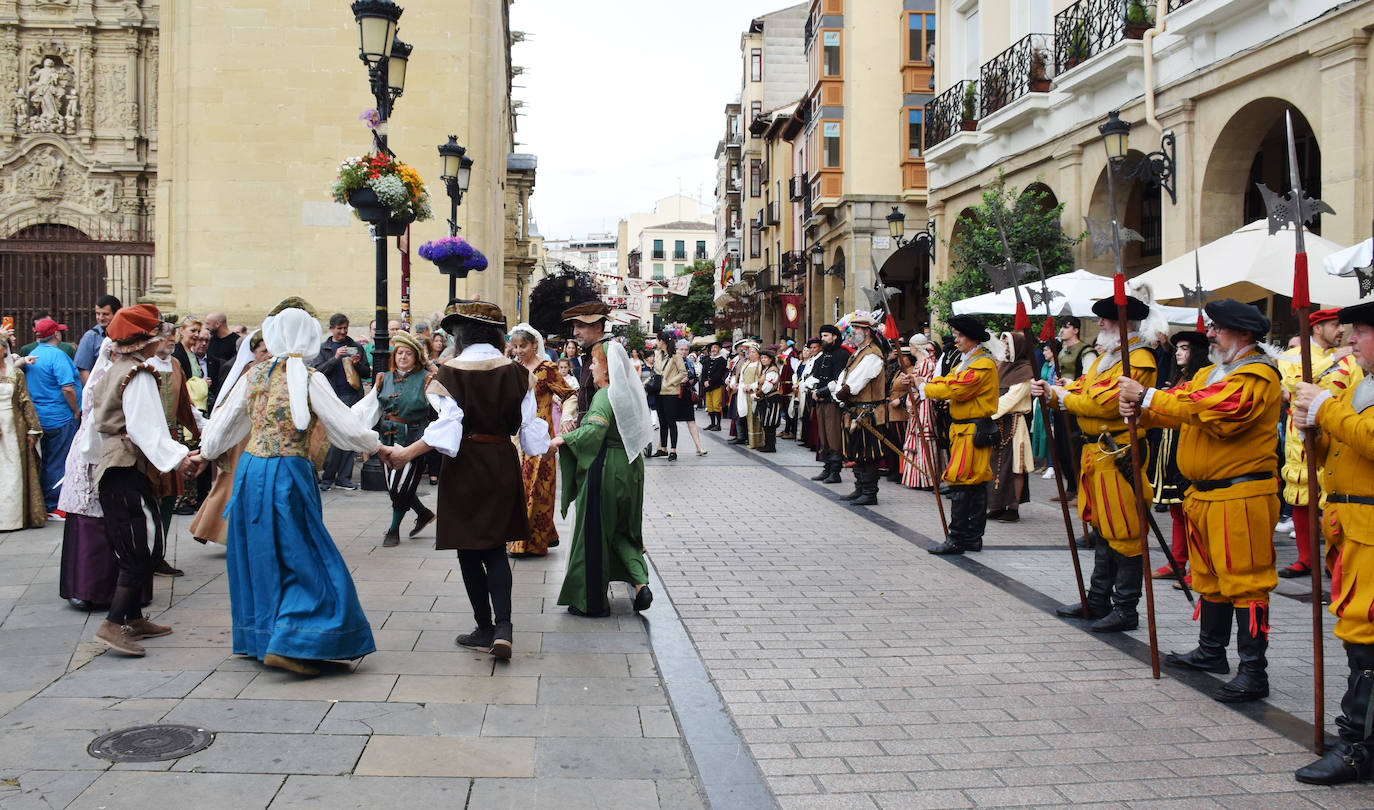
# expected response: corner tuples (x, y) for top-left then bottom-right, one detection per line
(946, 314), (990, 344)
(561, 301), (610, 324)
(390, 330), (426, 362)
(441, 299), (506, 333)
(759, 345), (777, 360)
(1338, 300), (1374, 328)
(107, 303), (163, 354)
(1205, 298), (1270, 337)
(1090, 295), (1149, 322)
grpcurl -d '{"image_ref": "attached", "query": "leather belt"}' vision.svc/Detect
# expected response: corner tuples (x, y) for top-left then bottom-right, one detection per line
(464, 433), (508, 444)
(1191, 472), (1272, 492)
(1329, 494), (1374, 507)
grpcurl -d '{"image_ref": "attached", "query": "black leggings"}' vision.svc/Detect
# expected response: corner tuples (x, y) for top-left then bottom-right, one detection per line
(98, 467), (164, 625)
(657, 397), (678, 449)
(456, 547), (513, 628)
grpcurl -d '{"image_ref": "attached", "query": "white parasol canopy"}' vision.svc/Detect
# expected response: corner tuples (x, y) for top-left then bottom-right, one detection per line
(1323, 237), (1372, 279)
(951, 269), (1199, 324)
(1132, 220), (1351, 306)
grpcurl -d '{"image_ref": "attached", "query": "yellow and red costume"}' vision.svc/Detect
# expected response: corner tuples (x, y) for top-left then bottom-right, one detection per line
(923, 347), (998, 486)
(1312, 376), (1374, 645)
(1141, 348), (1282, 608)
(1053, 338), (1156, 557)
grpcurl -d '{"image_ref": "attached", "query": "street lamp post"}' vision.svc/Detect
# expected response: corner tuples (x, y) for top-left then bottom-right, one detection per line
(1099, 109), (1176, 204)
(885, 206), (937, 260)
(437, 135), (474, 300)
(351, 0), (408, 373)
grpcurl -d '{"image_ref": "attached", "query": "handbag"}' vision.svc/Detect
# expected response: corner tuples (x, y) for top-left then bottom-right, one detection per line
(644, 371), (662, 396)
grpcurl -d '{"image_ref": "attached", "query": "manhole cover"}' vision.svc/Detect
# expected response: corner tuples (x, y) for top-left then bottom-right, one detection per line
(88, 724), (214, 762)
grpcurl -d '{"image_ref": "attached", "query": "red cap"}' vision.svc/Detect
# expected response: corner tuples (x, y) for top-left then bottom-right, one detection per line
(1309, 308), (1341, 327)
(33, 317), (66, 339)
(107, 304), (162, 342)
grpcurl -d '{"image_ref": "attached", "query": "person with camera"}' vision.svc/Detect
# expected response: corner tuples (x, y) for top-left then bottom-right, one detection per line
(911, 315), (998, 555)
(1033, 296), (1157, 633)
(312, 313), (371, 491)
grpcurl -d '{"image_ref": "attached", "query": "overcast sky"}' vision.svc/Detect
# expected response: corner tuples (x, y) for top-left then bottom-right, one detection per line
(509, 0), (794, 240)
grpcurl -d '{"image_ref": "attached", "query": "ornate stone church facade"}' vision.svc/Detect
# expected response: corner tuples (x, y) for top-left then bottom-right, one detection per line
(0, 1), (158, 339)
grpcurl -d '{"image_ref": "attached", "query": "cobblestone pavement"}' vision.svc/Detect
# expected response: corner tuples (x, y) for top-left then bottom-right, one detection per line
(0, 481), (714, 809)
(2, 425), (1372, 809)
(642, 425), (1373, 809)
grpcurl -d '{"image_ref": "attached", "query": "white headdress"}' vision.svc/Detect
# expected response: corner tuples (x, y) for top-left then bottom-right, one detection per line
(605, 341), (654, 463)
(262, 307), (320, 431)
(509, 321), (546, 360)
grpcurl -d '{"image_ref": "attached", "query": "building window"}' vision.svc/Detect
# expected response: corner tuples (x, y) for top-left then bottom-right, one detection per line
(907, 13), (936, 63)
(673, 240), (686, 260)
(653, 263), (664, 280)
(907, 109), (924, 159)
(1139, 189), (1162, 258)
(751, 48), (762, 82)
(652, 239), (664, 260)
(695, 240), (707, 260)
(750, 101), (762, 136)
(674, 264), (684, 276)
(823, 122), (841, 168)
(750, 225), (761, 259)
(822, 31), (841, 77)
(750, 159), (762, 197)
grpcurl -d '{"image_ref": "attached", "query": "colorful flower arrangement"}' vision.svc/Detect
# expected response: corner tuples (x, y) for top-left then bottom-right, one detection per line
(332, 150), (433, 223)
(661, 322), (692, 341)
(418, 235), (488, 274)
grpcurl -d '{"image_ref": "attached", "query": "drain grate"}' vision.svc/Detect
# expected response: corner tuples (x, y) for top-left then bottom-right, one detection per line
(88, 724), (214, 762)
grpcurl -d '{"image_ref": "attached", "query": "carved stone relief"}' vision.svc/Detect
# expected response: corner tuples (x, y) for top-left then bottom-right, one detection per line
(19, 55), (78, 134)
(0, 145), (122, 214)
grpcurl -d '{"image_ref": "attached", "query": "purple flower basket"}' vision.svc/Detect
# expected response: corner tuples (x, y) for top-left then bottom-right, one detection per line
(419, 237), (489, 279)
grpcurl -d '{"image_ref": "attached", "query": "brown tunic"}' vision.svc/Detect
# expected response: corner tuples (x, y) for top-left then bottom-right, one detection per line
(433, 355), (532, 551)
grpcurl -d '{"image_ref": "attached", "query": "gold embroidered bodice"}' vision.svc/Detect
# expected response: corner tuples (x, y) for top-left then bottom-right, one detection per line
(245, 361), (317, 457)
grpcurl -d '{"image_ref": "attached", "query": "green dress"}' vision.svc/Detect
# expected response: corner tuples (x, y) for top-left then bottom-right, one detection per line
(557, 387), (648, 614)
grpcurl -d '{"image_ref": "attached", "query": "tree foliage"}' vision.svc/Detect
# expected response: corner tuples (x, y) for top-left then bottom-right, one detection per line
(929, 172), (1081, 334)
(617, 322), (649, 354)
(658, 260), (717, 335)
(529, 261), (602, 341)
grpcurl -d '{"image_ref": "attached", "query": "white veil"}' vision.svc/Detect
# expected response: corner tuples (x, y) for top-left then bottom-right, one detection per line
(509, 321), (545, 360)
(213, 316), (272, 415)
(262, 308), (320, 431)
(606, 341), (654, 463)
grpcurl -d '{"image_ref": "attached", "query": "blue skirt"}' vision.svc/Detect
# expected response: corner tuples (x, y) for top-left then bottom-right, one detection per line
(225, 453), (375, 662)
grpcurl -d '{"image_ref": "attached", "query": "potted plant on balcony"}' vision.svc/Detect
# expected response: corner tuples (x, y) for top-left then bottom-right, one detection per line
(961, 81), (977, 131)
(417, 235), (489, 279)
(1063, 22), (1090, 70)
(1029, 47), (1052, 93)
(331, 137), (433, 234)
(1125, 0), (1153, 39)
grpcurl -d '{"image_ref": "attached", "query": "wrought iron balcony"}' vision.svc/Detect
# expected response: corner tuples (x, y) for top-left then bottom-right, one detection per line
(1166, 0), (1195, 9)
(1054, 0), (1152, 75)
(979, 34), (1054, 119)
(788, 175), (804, 201)
(924, 79), (977, 150)
(695, 248), (709, 261)
(765, 201), (779, 226)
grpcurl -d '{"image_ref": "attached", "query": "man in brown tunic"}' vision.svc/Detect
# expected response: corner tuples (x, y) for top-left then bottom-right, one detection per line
(560, 301), (610, 429)
(386, 300), (550, 660)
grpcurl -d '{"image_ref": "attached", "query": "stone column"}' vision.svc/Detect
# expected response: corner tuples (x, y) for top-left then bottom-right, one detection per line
(1053, 144), (1084, 269)
(1158, 98), (1196, 263)
(1315, 36), (1367, 247)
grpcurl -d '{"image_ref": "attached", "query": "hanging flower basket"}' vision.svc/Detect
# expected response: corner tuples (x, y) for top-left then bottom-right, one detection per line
(332, 145), (433, 225)
(419, 236), (488, 279)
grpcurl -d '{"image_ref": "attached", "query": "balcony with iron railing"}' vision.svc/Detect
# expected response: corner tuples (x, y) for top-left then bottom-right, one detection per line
(672, 249), (687, 261)
(765, 201), (779, 226)
(788, 175), (805, 201)
(1166, 0), (1195, 9)
(695, 248), (709, 261)
(979, 34), (1054, 120)
(924, 79), (977, 151)
(1054, 0), (1152, 76)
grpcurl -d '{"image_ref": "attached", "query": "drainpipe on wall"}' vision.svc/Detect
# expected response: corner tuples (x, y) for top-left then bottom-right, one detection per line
(1142, 0), (1170, 134)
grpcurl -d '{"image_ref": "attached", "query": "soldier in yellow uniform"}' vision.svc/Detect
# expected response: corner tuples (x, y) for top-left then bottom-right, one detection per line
(1292, 300), (1374, 785)
(1035, 296), (1156, 633)
(1120, 299), (1281, 703)
(830, 314), (889, 506)
(1277, 307), (1360, 579)
(915, 315), (998, 555)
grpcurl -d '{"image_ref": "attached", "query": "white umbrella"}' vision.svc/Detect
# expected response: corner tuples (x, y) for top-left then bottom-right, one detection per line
(951, 269), (1199, 324)
(1133, 220), (1351, 306)
(1324, 238), (1371, 279)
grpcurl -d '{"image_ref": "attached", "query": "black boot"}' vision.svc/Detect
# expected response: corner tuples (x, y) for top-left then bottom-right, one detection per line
(1296, 643), (1374, 785)
(1057, 540), (1114, 620)
(1214, 603), (1269, 703)
(851, 463), (878, 506)
(930, 485), (970, 555)
(838, 464), (862, 500)
(822, 452), (843, 484)
(1091, 549), (1141, 633)
(962, 483), (987, 552)
(1165, 599), (1232, 674)
(761, 427), (777, 453)
(810, 458), (834, 481)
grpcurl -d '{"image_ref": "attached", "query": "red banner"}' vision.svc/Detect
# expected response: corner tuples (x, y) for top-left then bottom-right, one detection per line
(779, 293), (802, 329)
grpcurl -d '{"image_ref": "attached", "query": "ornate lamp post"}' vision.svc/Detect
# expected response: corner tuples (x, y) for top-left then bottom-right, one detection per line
(437, 135), (474, 300)
(351, 0), (409, 372)
(885, 206), (937, 260)
(1099, 109), (1176, 204)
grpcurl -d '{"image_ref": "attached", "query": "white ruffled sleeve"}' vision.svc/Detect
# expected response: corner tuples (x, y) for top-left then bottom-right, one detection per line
(309, 372), (380, 453)
(123, 371), (190, 473)
(519, 388), (551, 456)
(199, 373), (251, 459)
(351, 386), (380, 429)
(421, 396), (465, 457)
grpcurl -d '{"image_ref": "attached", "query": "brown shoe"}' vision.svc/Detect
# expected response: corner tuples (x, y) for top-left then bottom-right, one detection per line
(124, 617), (173, 640)
(263, 653), (320, 676)
(94, 620), (146, 657)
